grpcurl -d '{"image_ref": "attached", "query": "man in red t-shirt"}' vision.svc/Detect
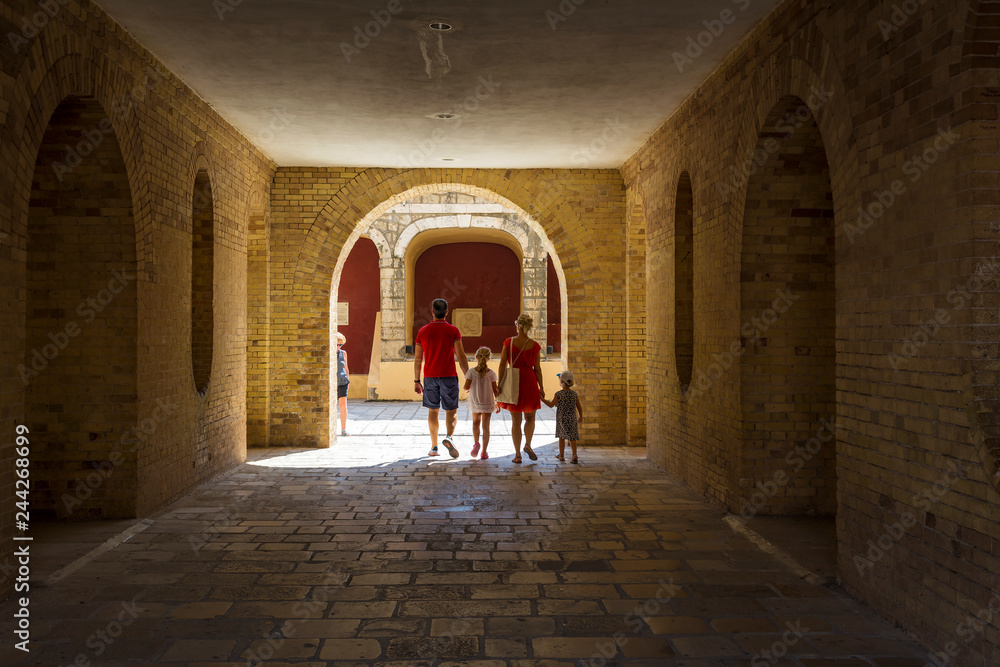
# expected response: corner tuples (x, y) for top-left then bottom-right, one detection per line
(414, 298), (470, 457)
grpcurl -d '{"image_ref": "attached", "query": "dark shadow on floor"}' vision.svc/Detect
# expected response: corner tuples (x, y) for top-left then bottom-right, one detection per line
(742, 515), (837, 582)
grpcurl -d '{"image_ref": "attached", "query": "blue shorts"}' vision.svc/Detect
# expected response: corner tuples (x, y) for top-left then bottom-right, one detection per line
(423, 376), (459, 411)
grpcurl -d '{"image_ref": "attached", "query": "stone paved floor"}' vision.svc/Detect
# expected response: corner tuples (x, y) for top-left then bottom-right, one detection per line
(1, 401), (927, 666)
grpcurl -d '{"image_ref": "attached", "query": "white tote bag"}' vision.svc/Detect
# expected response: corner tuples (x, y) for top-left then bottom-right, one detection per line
(497, 340), (525, 404)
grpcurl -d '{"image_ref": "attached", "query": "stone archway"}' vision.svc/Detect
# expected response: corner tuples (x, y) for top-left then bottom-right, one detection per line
(331, 186), (568, 408)
(354, 191), (553, 361)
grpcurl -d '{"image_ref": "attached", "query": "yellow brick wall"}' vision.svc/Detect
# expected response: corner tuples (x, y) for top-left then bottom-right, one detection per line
(622, 0), (999, 660)
(0, 0), (275, 594)
(625, 189), (647, 446)
(262, 169), (627, 449)
(739, 104), (836, 516)
(25, 97), (138, 518)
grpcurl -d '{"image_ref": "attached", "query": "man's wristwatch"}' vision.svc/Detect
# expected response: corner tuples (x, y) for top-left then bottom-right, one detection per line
(414, 380), (421, 384)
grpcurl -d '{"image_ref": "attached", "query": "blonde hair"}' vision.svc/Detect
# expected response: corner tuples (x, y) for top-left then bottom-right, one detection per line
(560, 376), (575, 388)
(515, 313), (534, 332)
(475, 346), (491, 375)
(335, 332), (346, 345)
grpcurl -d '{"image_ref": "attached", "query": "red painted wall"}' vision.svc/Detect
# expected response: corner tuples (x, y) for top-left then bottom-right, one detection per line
(547, 255), (561, 353)
(338, 238), (379, 375)
(414, 242), (520, 355)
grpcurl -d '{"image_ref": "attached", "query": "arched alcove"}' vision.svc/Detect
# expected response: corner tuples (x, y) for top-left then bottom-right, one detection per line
(24, 96), (138, 519)
(191, 168), (214, 396)
(739, 95), (836, 517)
(675, 172), (695, 390)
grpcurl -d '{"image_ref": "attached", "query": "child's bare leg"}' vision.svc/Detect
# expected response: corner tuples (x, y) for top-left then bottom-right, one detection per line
(481, 412), (492, 452)
(557, 438), (565, 461)
(570, 440), (578, 462)
(472, 413), (482, 444)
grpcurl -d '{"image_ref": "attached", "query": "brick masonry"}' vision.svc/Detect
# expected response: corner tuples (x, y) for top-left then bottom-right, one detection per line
(263, 171), (627, 449)
(0, 0), (275, 589)
(621, 0), (1000, 661)
(0, 0), (996, 661)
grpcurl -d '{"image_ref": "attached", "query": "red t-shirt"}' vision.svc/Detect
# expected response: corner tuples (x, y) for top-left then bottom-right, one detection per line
(415, 320), (462, 378)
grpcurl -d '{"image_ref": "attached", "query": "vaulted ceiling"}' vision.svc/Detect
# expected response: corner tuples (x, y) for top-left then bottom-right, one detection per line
(95, 0), (782, 168)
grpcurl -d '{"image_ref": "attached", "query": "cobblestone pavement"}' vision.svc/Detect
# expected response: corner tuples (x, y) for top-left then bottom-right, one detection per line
(1, 401), (926, 665)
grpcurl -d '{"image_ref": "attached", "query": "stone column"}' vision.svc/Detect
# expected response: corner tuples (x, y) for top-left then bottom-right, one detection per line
(380, 255), (407, 360)
(523, 255), (548, 358)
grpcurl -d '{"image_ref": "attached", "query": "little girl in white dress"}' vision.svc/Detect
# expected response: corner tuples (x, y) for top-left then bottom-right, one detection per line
(463, 346), (500, 460)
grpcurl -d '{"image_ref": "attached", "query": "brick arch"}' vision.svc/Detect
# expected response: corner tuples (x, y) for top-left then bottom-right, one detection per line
(291, 172), (583, 448)
(9, 43), (153, 278)
(727, 38), (861, 250)
(303, 175), (576, 339)
(298, 173), (580, 293)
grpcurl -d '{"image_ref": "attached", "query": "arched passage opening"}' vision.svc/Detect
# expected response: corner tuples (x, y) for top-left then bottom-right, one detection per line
(739, 95), (836, 519)
(330, 185), (569, 442)
(24, 96), (138, 519)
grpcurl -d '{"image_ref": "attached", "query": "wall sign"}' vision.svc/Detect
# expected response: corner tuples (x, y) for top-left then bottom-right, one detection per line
(452, 308), (482, 337)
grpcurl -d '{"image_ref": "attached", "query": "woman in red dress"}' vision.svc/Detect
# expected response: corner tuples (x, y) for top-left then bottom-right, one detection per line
(497, 313), (546, 463)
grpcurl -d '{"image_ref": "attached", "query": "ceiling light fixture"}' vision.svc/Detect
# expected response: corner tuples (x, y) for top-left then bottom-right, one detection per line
(432, 113), (457, 120)
(429, 22), (453, 31)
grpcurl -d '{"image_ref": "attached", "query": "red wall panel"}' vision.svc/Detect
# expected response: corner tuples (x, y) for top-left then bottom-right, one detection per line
(547, 255), (561, 353)
(338, 238), (380, 375)
(414, 242), (520, 355)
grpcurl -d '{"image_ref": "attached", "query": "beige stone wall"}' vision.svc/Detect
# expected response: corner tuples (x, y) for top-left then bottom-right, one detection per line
(263, 170), (626, 449)
(622, 0), (999, 660)
(0, 0), (275, 592)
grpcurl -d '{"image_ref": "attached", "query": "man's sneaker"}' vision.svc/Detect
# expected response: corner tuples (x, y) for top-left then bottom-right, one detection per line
(428, 446), (440, 456)
(442, 436), (459, 458)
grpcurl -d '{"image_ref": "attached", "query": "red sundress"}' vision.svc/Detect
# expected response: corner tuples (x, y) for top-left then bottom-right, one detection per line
(497, 337), (541, 413)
